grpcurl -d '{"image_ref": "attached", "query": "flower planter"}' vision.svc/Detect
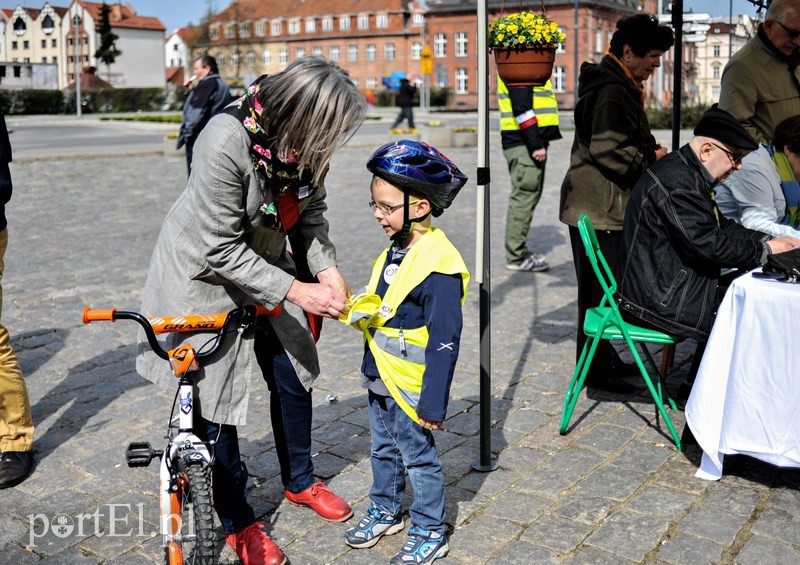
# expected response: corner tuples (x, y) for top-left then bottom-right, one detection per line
(493, 46), (556, 87)
(421, 126), (451, 147)
(389, 131), (421, 142)
(451, 131), (478, 148)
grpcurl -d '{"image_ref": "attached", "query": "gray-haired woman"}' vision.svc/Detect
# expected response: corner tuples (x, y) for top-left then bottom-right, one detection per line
(136, 57), (366, 565)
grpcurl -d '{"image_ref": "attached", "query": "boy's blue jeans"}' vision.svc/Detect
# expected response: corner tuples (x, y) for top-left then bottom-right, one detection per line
(368, 390), (446, 534)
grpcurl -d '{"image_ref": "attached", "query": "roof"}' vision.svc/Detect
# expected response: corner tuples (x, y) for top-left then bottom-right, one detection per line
(65, 66), (114, 89)
(165, 66), (185, 85)
(167, 26), (196, 44)
(78, 1), (165, 32)
(210, 0), (411, 21)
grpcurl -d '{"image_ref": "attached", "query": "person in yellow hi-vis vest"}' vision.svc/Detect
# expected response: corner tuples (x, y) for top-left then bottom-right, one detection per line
(498, 77), (562, 271)
(339, 140), (468, 564)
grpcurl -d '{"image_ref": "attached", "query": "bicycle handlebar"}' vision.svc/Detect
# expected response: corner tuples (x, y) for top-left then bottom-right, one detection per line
(82, 304), (281, 362)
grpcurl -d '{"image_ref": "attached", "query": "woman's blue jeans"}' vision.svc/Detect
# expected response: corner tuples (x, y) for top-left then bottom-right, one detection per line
(368, 390), (446, 533)
(196, 326), (315, 534)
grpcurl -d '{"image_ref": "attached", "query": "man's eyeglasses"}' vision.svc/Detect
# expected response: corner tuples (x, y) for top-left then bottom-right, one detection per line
(710, 142), (745, 166)
(368, 200), (421, 215)
(776, 20), (800, 39)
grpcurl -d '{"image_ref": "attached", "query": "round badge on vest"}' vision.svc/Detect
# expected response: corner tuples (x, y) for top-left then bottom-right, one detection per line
(383, 263), (399, 285)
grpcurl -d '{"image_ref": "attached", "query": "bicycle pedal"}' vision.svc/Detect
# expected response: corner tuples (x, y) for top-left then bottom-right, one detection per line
(126, 442), (162, 468)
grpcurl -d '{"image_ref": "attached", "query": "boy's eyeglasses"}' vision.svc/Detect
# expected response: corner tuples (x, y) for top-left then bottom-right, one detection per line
(368, 200), (421, 215)
(711, 142), (745, 166)
(776, 20), (800, 39)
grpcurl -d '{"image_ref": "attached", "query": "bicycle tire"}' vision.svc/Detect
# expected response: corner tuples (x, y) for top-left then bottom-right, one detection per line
(164, 455), (216, 565)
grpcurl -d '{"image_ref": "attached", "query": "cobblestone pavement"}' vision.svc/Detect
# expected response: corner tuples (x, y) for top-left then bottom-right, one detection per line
(1, 117), (799, 565)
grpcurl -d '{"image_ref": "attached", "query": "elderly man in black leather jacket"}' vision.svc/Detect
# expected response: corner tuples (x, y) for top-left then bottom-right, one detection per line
(618, 107), (800, 342)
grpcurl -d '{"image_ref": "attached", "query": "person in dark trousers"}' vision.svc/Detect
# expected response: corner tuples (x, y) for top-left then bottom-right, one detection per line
(0, 110), (35, 490)
(390, 78), (417, 130)
(177, 55), (231, 175)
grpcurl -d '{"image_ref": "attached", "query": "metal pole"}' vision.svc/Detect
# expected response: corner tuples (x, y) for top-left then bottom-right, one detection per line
(472, 0), (496, 473)
(573, 0), (579, 107)
(74, 13), (81, 118)
(671, 0), (683, 151)
(729, 0), (734, 59)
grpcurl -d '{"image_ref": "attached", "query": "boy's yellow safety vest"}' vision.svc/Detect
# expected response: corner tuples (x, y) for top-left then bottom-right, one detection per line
(340, 227), (469, 424)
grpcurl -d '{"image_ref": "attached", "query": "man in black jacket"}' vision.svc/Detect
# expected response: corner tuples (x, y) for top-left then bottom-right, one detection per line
(390, 78), (417, 130)
(619, 106), (800, 342)
(0, 110), (35, 489)
(177, 55), (231, 175)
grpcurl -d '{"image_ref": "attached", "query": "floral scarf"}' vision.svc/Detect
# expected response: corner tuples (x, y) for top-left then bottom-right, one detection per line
(226, 76), (316, 234)
(768, 145), (800, 228)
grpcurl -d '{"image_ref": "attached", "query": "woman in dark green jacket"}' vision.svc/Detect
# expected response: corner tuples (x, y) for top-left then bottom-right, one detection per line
(559, 14), (673, 392)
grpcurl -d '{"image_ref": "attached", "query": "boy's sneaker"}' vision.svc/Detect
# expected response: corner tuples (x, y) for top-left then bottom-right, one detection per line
(344, 504), (404, 548)
(390, 526), (449, 564)
(506, 253), (549, 272)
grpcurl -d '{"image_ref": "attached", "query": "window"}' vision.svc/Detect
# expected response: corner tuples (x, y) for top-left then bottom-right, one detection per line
(435, 63), (447, 87)
(218, 53), (225, 66)
(305, 19), (316, 33)
(231, 52), (239, 67)
(367, 77), (377, 89)
(455, 68), (468, 94)
(11, 41), (17, 50)
(288, 20), (300, 34)
(713, 44), (721, 57)
(595, 27), (604, 53)
(552, 65), (566, 92)
(455, 32), (467, 57)
(358, 14), (369, 30)
(13, 17), (26, 36)
(68, 55), (73, 63)
(411, 42), (422, 60)
(322, 17), (333, 32)
(384, 43), (395, 61)
(42, 14), (54, 34)
(210, 25), (219, 40)
(712, 64), (721, 79)
(366, 44), (376, 61)
(348, 45), (358, 62)
(434, 33), (446, 57)
(413, 13), (425, 27)
(51, 56), (56, 64)
(225, 23), (235, 39)
(14, 66), (21, 78)
(376, 14), (388, 28)
(255, 21), (265, 37)
(340, 16), (351, 31)
(246, 51), (255, 66)
(52, 38), (56, 47)
(296, 47), (305, 59)
(239, 22), (249, 38)
(42, 57), (47, 63)
(23, 40), (29, 49)
(263, 49), (271, 65)
(556, 28), (566, 53)
(279, 48), (288, 64)
(272, 21), (282, 35)
(41, 39), (46, 49)
(329, 46), (340, 61)
(712, 85), (721, 100)
(312, 47), (322, 57)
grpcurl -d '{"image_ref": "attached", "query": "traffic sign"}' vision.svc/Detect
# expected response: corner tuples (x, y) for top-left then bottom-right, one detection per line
(421, 45), (432, 75)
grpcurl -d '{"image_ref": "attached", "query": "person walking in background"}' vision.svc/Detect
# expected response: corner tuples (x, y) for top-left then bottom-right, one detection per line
(499, 77), (562, 272)
(341, 140), (469, 564)
(0, 110), (35, 490)
(137, 58), (366, 565)
(718, 0), (800, 144)
(177, 54), (231, 175)
(559, 14), (674, 393)
(390, 78), (417, 130)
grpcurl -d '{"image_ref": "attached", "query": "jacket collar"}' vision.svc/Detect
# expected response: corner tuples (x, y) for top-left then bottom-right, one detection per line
(678, 144), (716, 188)
(757, 23), (800, 69)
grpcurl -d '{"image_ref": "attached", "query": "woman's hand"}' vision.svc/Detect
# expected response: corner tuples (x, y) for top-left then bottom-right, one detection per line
(316, 266), (352, 301)
(286, 278), (347, 318)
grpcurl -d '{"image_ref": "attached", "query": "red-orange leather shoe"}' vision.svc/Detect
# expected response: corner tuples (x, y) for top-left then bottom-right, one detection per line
(284, 481), (354, 522)
(225, 522), (287, 565)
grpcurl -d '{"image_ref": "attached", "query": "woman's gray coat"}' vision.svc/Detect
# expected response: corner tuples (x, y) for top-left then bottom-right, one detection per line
(135, 113), (337, 426)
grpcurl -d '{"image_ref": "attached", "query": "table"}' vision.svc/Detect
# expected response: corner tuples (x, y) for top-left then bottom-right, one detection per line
(686, 271), (800, 480)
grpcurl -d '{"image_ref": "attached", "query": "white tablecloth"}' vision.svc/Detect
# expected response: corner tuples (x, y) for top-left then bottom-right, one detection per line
(686, 271), (800, 480)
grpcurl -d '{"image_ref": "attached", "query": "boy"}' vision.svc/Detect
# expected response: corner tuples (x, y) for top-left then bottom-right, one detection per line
(340, 140), (469, 564)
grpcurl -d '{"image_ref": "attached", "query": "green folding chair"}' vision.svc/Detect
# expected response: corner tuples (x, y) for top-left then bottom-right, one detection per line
(560, 214), (685, 450)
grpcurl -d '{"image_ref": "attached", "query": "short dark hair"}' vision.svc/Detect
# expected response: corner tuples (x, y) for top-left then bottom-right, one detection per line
(774, 115), (800, 154)
(197, 54), (218, 74)
(609, 14), (675, 58)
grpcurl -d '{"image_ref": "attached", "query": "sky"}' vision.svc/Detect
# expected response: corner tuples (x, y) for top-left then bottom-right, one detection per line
(14, 1), (770, 34)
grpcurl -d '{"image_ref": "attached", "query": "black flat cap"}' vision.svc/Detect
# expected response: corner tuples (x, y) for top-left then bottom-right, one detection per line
(694, 105), (758, 151)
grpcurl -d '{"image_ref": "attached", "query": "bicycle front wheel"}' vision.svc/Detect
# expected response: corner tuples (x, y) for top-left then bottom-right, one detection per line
(165, 455), (216, 565)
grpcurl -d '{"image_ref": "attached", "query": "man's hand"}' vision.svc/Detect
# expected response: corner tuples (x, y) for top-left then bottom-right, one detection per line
(316, 266), (351, 301)
(531, 148), (547, 162)
(768, 236), (800, 254)
(419, 418), (444, 431)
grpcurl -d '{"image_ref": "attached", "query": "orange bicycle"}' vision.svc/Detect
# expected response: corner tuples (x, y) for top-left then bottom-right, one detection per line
(82, 304), (280, 565)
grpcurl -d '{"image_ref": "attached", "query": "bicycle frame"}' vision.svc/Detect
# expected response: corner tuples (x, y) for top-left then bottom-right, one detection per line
(83, 303), (281, 563)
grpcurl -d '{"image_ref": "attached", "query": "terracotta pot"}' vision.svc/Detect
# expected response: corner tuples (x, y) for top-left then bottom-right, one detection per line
(493, 46), (556, 87)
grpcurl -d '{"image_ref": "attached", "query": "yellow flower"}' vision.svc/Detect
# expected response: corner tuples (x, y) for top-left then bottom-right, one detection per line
(497, 33), (505, 42)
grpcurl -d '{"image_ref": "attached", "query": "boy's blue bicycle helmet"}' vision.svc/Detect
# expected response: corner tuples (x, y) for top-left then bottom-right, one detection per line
(367, 140), (468, 217)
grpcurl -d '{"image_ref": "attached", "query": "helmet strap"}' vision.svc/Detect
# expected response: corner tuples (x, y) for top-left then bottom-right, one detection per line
(390, 192), (431, 245)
